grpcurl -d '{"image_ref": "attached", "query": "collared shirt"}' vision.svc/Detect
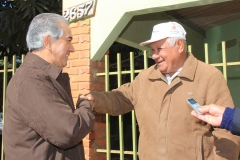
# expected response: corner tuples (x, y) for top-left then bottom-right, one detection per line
(3, 52), (95, 160)
(165, 68), (183, 85)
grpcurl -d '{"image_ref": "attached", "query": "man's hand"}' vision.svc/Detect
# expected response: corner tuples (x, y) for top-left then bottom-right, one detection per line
(79, 94), (95, 109)
(191, 104), (226, 127)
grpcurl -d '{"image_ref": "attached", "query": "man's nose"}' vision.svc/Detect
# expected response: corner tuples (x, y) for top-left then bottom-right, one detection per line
(69, 43), (75, 52)
(152, 53), (158, 60)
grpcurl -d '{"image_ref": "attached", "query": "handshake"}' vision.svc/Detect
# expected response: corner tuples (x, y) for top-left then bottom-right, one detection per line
(78, 94), (95, 110)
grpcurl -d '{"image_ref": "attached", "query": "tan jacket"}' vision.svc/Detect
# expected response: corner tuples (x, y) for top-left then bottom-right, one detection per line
(92, 53), (240, 160)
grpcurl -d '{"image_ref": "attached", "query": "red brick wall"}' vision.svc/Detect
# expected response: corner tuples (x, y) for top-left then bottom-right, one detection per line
(62, 19), (107, 160)
(84, 123), (107, 160)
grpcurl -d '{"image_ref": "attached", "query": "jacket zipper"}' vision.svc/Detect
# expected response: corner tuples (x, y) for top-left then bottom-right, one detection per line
(165, 88), (173, 160)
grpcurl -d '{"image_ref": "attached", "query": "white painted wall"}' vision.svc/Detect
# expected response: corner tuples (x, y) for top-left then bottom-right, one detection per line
(63, 0), (230, 60)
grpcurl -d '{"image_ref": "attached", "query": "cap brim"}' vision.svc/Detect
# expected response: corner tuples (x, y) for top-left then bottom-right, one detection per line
(139, 36), (167, 46)
(139, 39), (159, 46)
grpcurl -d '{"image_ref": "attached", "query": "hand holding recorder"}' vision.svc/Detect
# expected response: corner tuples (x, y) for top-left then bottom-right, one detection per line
(191, 104), (225, 127)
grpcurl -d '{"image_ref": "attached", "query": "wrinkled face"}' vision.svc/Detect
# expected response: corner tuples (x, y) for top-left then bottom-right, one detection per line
(151, 38), (184, 76)
(50, 23), (75, 68)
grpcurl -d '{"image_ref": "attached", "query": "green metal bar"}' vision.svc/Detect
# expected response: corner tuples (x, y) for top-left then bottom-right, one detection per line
(117, 53), (124, 160)
(96, 149), (134, 154)
(105, 55), (111, 160)
(204, 43), (209, 64)
(21, 54), (25, 64)
(226, 62), (240, 66)
(12, 55), (17, 75)
(210, 62), (240, 66)
(144, 51), (148, 69)
(222, 41), (227, 82)
(96, 70), (142, 76)
(188, 45), (192, 53)
(0, 69), (14, 73)
(1, 56), (8, 160)
(130, 52), (137, 160)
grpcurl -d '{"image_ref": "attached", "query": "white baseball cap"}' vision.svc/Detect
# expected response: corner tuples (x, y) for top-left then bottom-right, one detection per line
(139, 22), (187, 46)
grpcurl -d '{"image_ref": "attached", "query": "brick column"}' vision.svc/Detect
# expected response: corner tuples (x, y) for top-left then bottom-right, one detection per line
(62, 20), (107, 160)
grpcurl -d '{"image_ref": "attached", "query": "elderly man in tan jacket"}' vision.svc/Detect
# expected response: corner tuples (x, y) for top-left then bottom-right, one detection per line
(83, 22), (240, 159)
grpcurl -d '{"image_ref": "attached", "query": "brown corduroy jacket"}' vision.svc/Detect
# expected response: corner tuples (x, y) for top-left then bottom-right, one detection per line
(3, 52), (95, 160)
(92, 53), (240, 160)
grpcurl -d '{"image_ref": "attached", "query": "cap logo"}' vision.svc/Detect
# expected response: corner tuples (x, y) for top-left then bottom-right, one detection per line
(172, 26), (177, 30)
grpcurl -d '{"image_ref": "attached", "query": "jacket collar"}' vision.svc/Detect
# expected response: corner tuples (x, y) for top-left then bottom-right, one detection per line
(148, 53), (197, 81)
(24, 52), (62, 80)
(178, 53), (197, 81)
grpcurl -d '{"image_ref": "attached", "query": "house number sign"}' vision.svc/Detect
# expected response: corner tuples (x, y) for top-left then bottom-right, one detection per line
(63, 0), (96, 22)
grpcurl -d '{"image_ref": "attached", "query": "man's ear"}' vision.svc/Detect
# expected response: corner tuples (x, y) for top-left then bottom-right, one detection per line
(43, 35), (52, 51)
(176, 39), (185, 53)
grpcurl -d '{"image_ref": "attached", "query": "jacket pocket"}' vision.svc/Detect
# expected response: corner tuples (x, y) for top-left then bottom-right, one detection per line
(196, 134), (214, 160)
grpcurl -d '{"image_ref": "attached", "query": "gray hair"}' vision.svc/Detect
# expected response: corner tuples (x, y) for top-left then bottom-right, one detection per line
(26, 13), (69, 52)
(166, 37), (187, 53)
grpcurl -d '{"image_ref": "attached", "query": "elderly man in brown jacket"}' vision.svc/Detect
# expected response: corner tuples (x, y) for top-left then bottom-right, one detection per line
(83, 22), (240, 159)
(3, 13), (95, 160)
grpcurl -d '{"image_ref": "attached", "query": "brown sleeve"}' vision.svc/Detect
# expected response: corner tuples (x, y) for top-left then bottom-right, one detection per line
(91, 89), (134, 116)
(91, 70), (144, 116)
(17, 75), (95, 149)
